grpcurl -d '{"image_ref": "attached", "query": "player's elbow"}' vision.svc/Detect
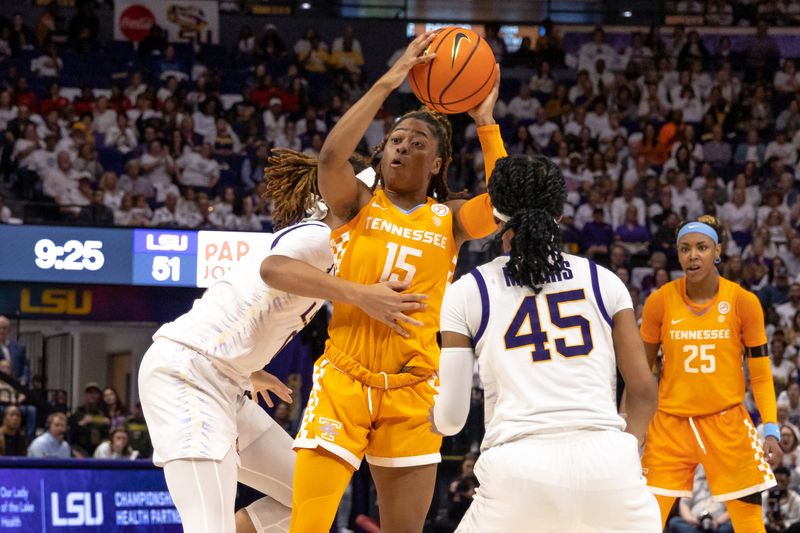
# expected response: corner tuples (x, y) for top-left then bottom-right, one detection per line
(432, 404), (469, 436)
(626, 376), (659, 416)
(259, 256), (288, 288)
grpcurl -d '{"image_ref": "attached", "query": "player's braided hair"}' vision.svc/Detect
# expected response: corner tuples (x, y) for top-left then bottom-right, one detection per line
(676, 214), (725, 244)
(372, 107), (453, 201)
(264, 148), (369, 229)
(489, 155), (566, 293)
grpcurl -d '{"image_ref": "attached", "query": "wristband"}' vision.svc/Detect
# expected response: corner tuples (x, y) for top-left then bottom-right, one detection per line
(764, 422), (781, 441)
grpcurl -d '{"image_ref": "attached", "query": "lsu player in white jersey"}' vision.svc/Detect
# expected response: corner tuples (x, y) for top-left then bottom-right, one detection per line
(138, 151), (427, 533)
(432, 154), (661, 532)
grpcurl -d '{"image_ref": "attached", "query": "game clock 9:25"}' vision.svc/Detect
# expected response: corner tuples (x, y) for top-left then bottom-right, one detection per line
(34, 239), (105, 271)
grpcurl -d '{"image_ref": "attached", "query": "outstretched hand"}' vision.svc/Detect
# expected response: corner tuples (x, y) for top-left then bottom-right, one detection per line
(380, 31), (438, 91)
(250, 370), (292, 408)
(467, 63), (501, 125)
(354, 279), (428, 338)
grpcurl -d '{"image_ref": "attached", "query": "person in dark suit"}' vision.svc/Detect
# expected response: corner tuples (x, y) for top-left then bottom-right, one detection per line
(0, 316), (28, 386)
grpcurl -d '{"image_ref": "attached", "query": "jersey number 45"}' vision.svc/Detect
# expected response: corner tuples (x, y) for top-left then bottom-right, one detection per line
(504, 289), (594, 363)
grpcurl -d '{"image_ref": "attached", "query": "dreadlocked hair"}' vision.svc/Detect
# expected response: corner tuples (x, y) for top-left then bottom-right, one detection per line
(489, 155), (567, 294)
(371, 107), (453, 201)
(264, 148), (369, 229)
(676, 214), (725, 244)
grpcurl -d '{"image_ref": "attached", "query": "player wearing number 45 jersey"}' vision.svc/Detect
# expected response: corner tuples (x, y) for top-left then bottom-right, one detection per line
(640, 215), (783, 532)
(433, 155), (661, 532)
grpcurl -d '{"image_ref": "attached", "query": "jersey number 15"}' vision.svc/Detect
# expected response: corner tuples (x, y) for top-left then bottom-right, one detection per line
(504, 289), (594, 362)
(380, 243), (422, 282)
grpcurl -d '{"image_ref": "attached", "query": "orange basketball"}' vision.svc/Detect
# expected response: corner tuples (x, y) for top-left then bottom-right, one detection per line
(409, 27), (497, 115)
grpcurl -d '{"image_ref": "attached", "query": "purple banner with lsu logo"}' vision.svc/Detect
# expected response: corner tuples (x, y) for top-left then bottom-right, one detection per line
(0, 459), (180, 532)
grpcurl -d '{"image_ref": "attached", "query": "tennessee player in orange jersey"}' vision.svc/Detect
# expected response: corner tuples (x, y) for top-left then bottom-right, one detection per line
(286, 32), (504, 532)
(640, 215), (783, 532)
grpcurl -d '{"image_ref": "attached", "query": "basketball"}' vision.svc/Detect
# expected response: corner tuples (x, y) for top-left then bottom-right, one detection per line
(409, 27), (497, 114)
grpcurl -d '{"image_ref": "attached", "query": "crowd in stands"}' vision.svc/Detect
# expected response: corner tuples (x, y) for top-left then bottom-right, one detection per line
(7, 1), (800, 529)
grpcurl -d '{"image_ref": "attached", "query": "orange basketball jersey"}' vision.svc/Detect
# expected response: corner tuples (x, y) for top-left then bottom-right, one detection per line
(640, 276), (767, 417)
(327, 189), (458, 373)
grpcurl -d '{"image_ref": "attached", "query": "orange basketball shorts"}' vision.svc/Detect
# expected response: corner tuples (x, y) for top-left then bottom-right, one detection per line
(293, 359), (443, 469)
(641, 404), (775, 501)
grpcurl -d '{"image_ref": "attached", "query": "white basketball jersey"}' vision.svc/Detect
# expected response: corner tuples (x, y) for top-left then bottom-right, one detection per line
(154, 221), (332, 378)
(440, 254), (632, 452)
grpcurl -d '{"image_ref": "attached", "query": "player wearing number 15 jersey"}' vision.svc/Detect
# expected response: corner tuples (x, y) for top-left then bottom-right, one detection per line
(290, 32), (505, 533)
(433, 155), (660, 532)
(640, 215), (782, 532)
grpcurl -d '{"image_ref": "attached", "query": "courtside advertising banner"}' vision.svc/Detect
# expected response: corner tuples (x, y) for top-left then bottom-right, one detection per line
(114, 0), (219, 44)
(0, 460), (181, 532)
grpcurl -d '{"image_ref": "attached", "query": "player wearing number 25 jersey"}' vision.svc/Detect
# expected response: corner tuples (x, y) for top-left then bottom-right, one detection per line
(640, 215), (781, 532)
(434, 155), (660, 532)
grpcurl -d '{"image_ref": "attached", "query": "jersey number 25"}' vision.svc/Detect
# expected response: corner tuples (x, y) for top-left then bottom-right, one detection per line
(504, 289), (594, 362)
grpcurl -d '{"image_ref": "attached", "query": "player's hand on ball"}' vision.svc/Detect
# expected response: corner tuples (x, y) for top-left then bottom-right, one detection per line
(381, 31), (437, 90)
(467, 64), (501, 126)
(250, 370), (292, 408)
(355, 280), (428, 338)
(764, 435), (783, 469)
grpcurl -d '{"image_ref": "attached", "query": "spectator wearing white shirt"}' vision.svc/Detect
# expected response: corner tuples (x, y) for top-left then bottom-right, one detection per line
(262, 97), (287, 144)
(104, 114), (138, 155)
(567, 70), (595, 103)
(150, 192), (184, 227)
(93, 428), (138, 460)
(295, 106), (327, 137)
(622, 155), (656, 187)
(777, 285), (800, 330)
(564, 106), (588, 138)
(506, 84), (541, 122)
(574, 187), (611, 231)
(99, 171), (125, 210)
(577, 27), (617, 72)
(225, 195), (263, 231)
(528, 61), (555, 95)
(775, 59), (800, 95)
(0, 90), (19, 132)
(140, 140), (176, 191)
(611, 184), (646, 229)
(720, 187), (755, 241)
(671, 172), (702, 219)
(0, 193), (11, 223)
(41, 151), (80, 204)
(585, 99), (611, 139)
(672, 85), (705, 123)
(30, 43), (62, 78)
(273, 121), (302, 152)
(28, 133), (60, 176)
(766, 130), (798, 166)
(528, 108), (558, 150)
(118, 159), (155, 200)
(12, 123), (41, 170)
(92, 96), (117, 136)
(192, 98), (219, 140)
(177, 143), (220, 189)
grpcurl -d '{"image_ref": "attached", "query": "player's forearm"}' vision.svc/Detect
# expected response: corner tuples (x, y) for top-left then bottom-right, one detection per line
(477, 124), (505, 185)
(432, 346), (474, 435)
(260, 255), (363, 306)
(748, 353), (778, 425)
(622, 378), (658, 443)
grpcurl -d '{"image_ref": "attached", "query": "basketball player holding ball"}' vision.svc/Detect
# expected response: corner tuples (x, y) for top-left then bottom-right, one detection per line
(288, 31), (504, 532)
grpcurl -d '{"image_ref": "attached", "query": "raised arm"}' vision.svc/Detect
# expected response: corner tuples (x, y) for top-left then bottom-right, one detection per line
(317, 32), (437, 220)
